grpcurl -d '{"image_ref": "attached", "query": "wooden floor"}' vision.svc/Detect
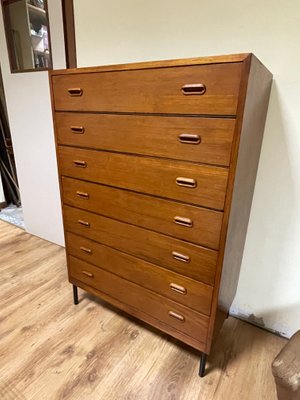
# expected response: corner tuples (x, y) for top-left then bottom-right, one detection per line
(0, 221), (285, 400)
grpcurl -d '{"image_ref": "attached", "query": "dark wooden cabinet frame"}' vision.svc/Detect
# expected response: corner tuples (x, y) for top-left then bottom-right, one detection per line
(1, 0), (77, 73)
(61, 0), (76, 68)
(1, 0), (53, 73)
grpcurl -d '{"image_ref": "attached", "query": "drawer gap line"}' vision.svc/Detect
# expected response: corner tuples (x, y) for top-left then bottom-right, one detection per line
(54, 110), (237, 119)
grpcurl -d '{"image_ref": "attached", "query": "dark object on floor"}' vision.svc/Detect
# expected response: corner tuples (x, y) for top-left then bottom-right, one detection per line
(199, 353), (207, 377)
(73, 285), (78, 305)
(272, 330), (300, 400)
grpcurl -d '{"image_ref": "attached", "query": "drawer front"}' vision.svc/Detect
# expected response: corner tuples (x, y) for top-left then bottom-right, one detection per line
(66, 232), (213, 314)
(56, 113), (235, 167)
(63, 206), (217, 285)
(59, 147), (228, 210)
(68, 255), (209, 343)
(52, 64), (242, 115)
(62, 177), (222, 249)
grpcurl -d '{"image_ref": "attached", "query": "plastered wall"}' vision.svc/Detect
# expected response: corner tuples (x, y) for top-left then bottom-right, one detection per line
(0, 0), (66, 245)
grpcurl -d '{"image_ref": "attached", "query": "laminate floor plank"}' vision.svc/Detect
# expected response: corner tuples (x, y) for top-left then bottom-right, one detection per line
(0, 221), (286, 400)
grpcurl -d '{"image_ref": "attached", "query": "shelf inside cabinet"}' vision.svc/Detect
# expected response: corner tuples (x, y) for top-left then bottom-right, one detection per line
(27, 3), (46, 16)
(31, 33), (42, 38)
(27, 3), (47, 24)
(33, 49), (50, 56)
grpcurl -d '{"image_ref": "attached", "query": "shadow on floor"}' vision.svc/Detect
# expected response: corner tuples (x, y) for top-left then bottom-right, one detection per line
(80, 290), (286, 377)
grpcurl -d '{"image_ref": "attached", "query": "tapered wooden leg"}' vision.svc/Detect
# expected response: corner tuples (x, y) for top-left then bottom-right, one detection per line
(73, 285), (78, 305)
(199, 353), (207, 377)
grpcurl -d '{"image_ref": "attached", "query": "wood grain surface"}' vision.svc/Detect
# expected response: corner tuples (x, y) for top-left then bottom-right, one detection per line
(62, 176), (223, 249)
(52, 63), (242, 115)
(68, 255), (210, 342)
(65, 231), (213, 314)
(49, 54), (272, 366)
(58, 146), (229, 210)
(0, 221), (285, 400)
(63, 205), (218, 285)
(218, 55), (273, 313)
(55, 113), (236, 166)
(49, 53), (250, 75)
(205, 54), (273, 352)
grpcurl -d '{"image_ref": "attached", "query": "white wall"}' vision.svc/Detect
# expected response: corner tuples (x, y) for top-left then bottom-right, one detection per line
(0, 0), (65, 245)
(73, 0), (300, 337)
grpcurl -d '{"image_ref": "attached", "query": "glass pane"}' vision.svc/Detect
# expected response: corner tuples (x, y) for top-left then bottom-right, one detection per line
(2, 0), (52, 72)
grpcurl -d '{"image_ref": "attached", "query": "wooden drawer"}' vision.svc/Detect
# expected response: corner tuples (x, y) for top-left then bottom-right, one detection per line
(55, 113), (235, 167)
(62, 177), (222, 249)
(52, 64), (242, 115)
(58, 147), (229, 210)
(66, 232), (213, 314)
(63, 206), (218, 285)
(68, 255), (209, 343)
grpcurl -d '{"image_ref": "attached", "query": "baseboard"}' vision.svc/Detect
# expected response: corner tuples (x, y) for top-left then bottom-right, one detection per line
(229, 307), (292, 339)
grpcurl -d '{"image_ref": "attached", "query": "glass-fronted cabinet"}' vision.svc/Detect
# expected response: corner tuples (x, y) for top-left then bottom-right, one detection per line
(1, 0), (52, 72)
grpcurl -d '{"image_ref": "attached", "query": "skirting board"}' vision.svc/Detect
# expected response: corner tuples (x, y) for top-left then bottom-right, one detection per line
(230, 306), (293, 339)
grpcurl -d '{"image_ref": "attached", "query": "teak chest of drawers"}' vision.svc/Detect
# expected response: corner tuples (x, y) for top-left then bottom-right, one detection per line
(49, 53), (272, 376)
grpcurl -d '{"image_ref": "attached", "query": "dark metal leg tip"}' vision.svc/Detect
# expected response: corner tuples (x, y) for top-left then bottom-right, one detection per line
(199, 353), (207, 377)
(73, 285), (79, 305)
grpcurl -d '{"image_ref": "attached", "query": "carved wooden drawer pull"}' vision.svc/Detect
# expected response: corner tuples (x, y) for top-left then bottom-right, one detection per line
(70, 126), (85, 134)
(170, 283), (187, 295)
(76, 191), (89, 199)
(73, 160), (87, 168)
(178, 133), (201, 145)
(182, 83), (206, 95)
(173, 216), (193, 228)
(78, 219), (90, 227)
(80, 246), (92, 254)
(68, 88), (83, 96)
(168, 310), (185, 322)
(82, 270), (94, 278)
(176, 177), (197, 188)
(172, 251), (190, 263)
